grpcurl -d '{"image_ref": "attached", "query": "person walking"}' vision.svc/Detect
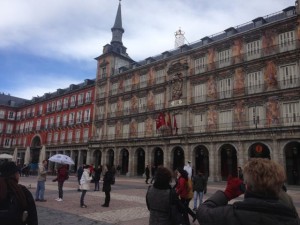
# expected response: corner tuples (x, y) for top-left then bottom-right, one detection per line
(35, 159), (48, 202)
(93, 165), (102, 191)
(0, 161), (38, 225)
(101, 164), (114, 207)
(79, 165), (92, 208)
(145, 164), (150, 184)
(76, 164), (84, 191)
(192, 171), (207, 210)
(150, 165), (156, 184)
(195, 158), (300, 225)
(53, 164), (69, 202)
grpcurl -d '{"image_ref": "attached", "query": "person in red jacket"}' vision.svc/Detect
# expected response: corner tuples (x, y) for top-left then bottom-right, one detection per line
(52, 164), (69, 202)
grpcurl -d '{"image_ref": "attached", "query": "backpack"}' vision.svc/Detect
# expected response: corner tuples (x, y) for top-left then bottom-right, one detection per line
(0, 191), (27, 225)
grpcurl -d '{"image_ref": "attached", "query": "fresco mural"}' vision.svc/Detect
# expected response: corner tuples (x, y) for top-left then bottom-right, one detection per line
(116, 96), (123, 116)
(207, 105), (218, 131)
(207, 48), (215, 70)
(264, 61), (278, 91)
(115, 120), (122, 138)
(172, 73), (183, 100)
(233, 38), (243, 64)
(147, 91), (155, 110)
(130, 119), (138, 137)
(145, 116), (154, 136)
(266, 96), (280, 126)
(148, 69), (155, 86)
(233, 67), (245, 95)
(118, 79), (124, 92)
(131, 95), (138, 112)
(234, 100), (245, 128)
(262, 29), (276, 55)
(207, 76), (217, 100)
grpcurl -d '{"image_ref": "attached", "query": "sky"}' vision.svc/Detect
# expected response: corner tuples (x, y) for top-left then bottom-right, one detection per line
(0, 0), (296, 100)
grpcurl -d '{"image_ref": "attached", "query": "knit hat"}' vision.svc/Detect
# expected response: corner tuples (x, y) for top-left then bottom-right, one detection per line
(0, 161), (19, 177)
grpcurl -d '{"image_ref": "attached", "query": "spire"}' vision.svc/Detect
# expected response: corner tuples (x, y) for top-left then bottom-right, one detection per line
(111, 0), (124, 45)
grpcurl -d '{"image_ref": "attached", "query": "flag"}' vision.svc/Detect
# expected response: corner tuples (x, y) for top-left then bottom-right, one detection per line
(156, 112), (166, 130)
(173, 115), (178, 135)
(166, 112), (172, 127)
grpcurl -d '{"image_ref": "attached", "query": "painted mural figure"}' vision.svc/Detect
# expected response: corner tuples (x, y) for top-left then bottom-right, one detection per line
(234, 101), (245, 128)
(147, 91), (155, 110)
(207, 48), (215, 71)
(266, 97), (280, 126)
(148, 69), (155, 86)
(207, 106), (217, 130)
(131, 95), (138, 112)
(117, 96), (123, 116)
(172, 73), (183, 100)
(145, 117), (153, 136)
(262, 29), (276, 55)
(115, 120), (122, 138)
(234, 68), (245, 94)
(132, 73), (139, 89)
(207, 76), (217, 99)
(130, 119), (138, 137)
(118, 79), (124, 92)
(264, 61), (278, 91)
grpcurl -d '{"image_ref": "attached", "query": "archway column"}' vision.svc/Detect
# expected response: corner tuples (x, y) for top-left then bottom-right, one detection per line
(127, 147), (133, 176)
(164, 144), (171, 168)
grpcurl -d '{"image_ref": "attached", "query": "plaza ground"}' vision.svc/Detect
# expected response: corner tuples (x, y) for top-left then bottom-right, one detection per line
(19, 175), (300, 225)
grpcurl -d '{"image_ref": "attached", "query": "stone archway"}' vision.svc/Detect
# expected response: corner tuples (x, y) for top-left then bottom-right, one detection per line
(284, 142), (300, 185)
(136, 148), (145, 176)
(248, 142), (271, 159)
(153, 147), (163, 167)
(220, 144), (237, 181)
(172, 146), (184, 171)
(107, 149), (114, 167)
(119, 149), (129, 175)
(194, 145), (209, 177)
(93, 150), (102, 168)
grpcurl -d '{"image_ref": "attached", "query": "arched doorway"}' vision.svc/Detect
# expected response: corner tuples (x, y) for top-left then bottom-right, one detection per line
(173, 146), (184, 171)
(93, 150), (102, 168)
(284, 142), (300, 185)
(30, 136), (42, 175)
(107, 149), (114, 167)
(153, 147), (163, 167)
(120, 149), (129, 175)
(136, 148), (145, 176)
(249, 143), (270, 159)
(194, 146), (209, 177)
(220, 144), (237, 180)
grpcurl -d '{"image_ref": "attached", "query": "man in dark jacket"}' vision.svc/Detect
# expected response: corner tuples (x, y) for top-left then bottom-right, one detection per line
(192, 171), (207, 210)
(145, 165), (150, 184)
(196, 158), (299, 225)
(101, 164), (114, 207)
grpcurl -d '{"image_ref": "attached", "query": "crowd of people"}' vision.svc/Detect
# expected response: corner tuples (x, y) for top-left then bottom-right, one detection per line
(0, 158), (299, 225)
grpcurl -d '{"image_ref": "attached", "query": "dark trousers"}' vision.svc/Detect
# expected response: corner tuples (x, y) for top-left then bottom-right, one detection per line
(145, 175), (150, 184)
(58, 181), (64, 199)
(104, 190), (110, 206)
(80, 190), (87, 206)
(94, 181), (100, 191)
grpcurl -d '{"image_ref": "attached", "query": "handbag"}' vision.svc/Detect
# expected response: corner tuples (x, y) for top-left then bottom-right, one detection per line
(169, 188), (186, 225)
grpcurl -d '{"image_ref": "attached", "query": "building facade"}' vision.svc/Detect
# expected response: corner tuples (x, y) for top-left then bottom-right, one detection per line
(0, 79), (95, 172)
(91, 2), (300, 184)
(1, 2), (300, 184)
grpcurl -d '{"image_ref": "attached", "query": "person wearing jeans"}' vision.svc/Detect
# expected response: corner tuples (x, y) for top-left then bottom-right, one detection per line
(35, 160), (48, 202)
(80, 165), (92, 208)
(193, 171), (207, 210)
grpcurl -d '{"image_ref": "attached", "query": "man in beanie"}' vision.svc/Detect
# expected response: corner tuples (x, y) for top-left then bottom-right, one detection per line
(0, 161), (38, 225)
(195, 158), (299, 225)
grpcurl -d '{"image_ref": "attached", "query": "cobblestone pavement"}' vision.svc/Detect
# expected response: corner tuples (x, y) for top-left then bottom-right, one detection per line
(19, 175), (300, 225)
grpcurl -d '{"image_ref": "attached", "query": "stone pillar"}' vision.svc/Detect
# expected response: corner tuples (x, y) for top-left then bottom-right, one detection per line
(237, 141), (245, 167)
(208, 141), (217, 181)
(127, 147), (133, 176)
(86, 149), (93, 165)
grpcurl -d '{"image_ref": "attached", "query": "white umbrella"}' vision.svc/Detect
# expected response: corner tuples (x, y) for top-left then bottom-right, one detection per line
(12, 147), (18, 162)
(24, 147), (31, 165)
(39, 145), (46, 164)
(48, 154), (74, 165)
(0, 153), (13, 159)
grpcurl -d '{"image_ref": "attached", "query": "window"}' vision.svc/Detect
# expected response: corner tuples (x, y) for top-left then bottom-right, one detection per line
(140, 74), (147, 88)
(16, 112), (21, 120)
(111, 83), (118, 95)
(218, 49), (232, 68)
(54, 132), (59, 144)
(36, 119), (41, 130)
(7, 111), (14, 120)
(44, 118), (49, 129)
(124, 79), (132, 91)
(49, 117), (54, 128)
(138, 121), (145, 138)
(108, 125), (115, 140)
(56, 115), (61, 127)
(84, 109), (90, 122)
(67, 130), (73, 143)
(38, 105), (43, 115)
(47, 133), (52, 144)
(283, 101), (300, 126)
(139, 97), (147, 113)
(219, 78), (232, 99)
(46, 103), (51, 113)
(99, 86), (106, 98)
(123, 124), (129, 138)
(85, 91), (92, 103)
(194, 56), (207, 74)
(155, 93), (164, 110)
(194, 113), (206, 133)
(246, 40), (261, 60)
(83, 129), (89, 142)
(76, 111), (82, 123)
(193, 84), (206, 103)
(78, 93), (84, 105)
(60, 132), (65, 144)
(98, 105), (105, 119)
(124, 100), (130, 116)
(279, 31), (296, 52)
(51, 101), (56, 111)
(57, 99), (62, 110)
(32, 107), (35, 117)
(29, 121), (33, 131)
(156, 69), (165, 84)
(248, 106), (265, 128)
(279, 64), (299, 89)
(4, 138), (11, 147)
(247, 71), (264, 94)
(0, 110), (4, 119)
(63, 114), (68, 126)
(100, 66), (106, 79)
(69, 112), (75, 125)
(219, 110), (233, 131)
(63, 98), (69, 109)
(75, 129), (81, 143)
(0, 123), (3, 133)
(110, 103), (117, 117)
(70, 95), (76, 107)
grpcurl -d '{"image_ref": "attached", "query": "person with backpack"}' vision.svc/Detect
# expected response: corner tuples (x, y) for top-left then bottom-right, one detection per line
(101, 164), (114, 207)
(52, 164), (69, 202)
(0, 161), (38, 225)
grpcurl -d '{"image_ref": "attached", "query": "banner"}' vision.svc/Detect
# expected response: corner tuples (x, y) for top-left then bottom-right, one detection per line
(173, 115), (178, 134)
(156, 112), (166, 130)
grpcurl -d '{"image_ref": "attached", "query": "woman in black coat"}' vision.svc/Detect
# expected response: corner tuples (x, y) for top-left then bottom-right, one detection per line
(101, 164), (114, 207)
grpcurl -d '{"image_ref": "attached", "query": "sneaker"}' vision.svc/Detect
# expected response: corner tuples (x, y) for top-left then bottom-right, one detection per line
(56, 198), (63, 202)
(55, 198), (60, 201)
(80, 204), (87, 208)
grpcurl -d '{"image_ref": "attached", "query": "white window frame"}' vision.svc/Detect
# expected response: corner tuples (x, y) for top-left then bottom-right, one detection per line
(279, 63), (299, 89)
(247, 71), (264, 94)
(219, 110), (233, 131)
(283, 101), (300, 126)
(246, 40), (261, 60)
(218, 49), (232, 68)
(155, 69), (165, 84)
(194, 56), (207, 74)
(155, 93), (164, 110)
(193, 84), (206, 103)
(279, 30), (296, 52)
(219, 78), (233, 99)
(248, 106), (265, 128)
(140, 74), (147, 88)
